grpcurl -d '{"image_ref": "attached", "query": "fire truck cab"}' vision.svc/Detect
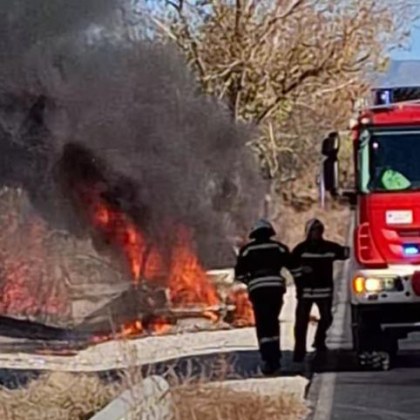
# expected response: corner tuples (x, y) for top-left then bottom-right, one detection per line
(321, 86), (420, 370)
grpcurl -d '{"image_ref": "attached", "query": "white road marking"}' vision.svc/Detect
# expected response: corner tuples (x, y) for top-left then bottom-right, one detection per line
(311, 217), (354, 420)
(311, 372), (337, 420)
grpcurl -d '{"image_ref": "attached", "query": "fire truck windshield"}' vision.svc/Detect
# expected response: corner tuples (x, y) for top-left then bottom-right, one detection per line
(359, 128), (420, 192)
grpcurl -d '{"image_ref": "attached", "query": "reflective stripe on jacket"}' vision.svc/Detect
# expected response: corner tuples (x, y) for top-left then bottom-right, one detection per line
(235, 239), (299, 293)
(292, 239), (349, 299)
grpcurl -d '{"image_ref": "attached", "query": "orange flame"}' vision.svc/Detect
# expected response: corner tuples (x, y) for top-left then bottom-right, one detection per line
(168, 226), (219, 307)
(148, 316), (172, 335)
(78, 185), (219, 311)
(0, 185), (250, 343)
(90, 315), (177, 343)
(227, 289), (255, 327)
(91, 201), (145, 282)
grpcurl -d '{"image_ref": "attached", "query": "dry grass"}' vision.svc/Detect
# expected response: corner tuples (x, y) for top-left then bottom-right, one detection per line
(0, 371), (308, 420)
(0, 372), (122, 420)
(0, 352), (309, 420)
(171, 383), (308, 420)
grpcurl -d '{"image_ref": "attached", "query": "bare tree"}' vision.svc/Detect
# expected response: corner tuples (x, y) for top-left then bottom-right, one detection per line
(146, 0), (416, 183)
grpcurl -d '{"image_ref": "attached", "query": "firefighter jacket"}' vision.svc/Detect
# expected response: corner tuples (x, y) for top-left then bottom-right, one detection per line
(292, 240), (349, 299)
(234, 239), (301, 294)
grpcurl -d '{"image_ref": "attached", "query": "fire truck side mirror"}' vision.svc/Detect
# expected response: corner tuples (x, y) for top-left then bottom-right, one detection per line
(320, 132), (339, 196)
(322, 156), (339, 195)
(321, 132), (340, 157)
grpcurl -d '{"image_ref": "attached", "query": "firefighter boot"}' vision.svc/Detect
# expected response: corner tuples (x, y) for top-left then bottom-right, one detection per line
(293, 351), (305, 363)
(261, 360), (281, 376)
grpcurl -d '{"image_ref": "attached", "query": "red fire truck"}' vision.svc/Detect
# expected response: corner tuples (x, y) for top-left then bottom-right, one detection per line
(321, 86), (420, 370)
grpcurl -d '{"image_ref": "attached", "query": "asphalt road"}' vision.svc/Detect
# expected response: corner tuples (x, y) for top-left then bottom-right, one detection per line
(307, 256), (420, 420)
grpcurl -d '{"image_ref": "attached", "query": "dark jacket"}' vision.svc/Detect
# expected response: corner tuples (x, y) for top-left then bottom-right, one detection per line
(292, 239), (349, 299)
(235, 239), (300, 294)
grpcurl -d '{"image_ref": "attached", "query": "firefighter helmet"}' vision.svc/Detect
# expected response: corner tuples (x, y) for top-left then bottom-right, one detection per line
(305, 218), (324, 237)
(249, 219), (276, 239)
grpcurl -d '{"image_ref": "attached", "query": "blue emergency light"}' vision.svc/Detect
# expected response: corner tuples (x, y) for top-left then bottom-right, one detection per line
(403, 244), (420, 256)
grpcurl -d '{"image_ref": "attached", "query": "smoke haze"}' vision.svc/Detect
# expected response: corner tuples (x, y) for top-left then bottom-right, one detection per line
(0, 0), (264, 269)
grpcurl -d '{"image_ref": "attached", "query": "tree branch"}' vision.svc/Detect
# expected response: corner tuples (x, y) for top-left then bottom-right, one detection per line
(256, 63), (331, 124)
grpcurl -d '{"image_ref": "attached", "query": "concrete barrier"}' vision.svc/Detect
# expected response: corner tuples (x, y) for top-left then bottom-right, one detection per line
(90, 375), (173, 420)
(208, 376), (309, 399)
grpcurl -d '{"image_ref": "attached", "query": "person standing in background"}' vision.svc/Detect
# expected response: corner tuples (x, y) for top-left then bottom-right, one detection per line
(292, 218), (349, 362)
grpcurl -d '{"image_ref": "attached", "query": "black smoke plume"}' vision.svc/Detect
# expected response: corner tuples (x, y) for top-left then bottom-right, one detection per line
(0, 1), (264, 269)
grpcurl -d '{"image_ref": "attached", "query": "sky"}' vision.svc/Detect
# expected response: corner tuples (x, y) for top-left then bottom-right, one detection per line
(392, 27), (420, 60)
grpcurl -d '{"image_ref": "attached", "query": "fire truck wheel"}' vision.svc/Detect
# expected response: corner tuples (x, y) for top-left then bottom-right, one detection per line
(351, 306), (396, 370)
(353, 326), (395, 370)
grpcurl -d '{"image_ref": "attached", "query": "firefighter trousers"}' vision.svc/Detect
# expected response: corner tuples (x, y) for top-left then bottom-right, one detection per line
(294, 297), (333, 359)
(249, 287), (284, 368)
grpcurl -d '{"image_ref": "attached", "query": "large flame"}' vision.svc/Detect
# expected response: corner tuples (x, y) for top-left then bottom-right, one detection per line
(168, 226), (218, 307)
(77, 184), (219, 310)
(77, 185), (257, 337)
(0, 185), (254, 341)
(76, 184), (146, 282)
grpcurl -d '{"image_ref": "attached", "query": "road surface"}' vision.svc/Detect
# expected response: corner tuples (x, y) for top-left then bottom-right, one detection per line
(308, 254), (420, 420)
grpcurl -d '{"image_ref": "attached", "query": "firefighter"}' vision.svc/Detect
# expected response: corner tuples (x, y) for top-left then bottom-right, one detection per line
(292, 218), (349, 362)
(234, 219), (301, 375)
